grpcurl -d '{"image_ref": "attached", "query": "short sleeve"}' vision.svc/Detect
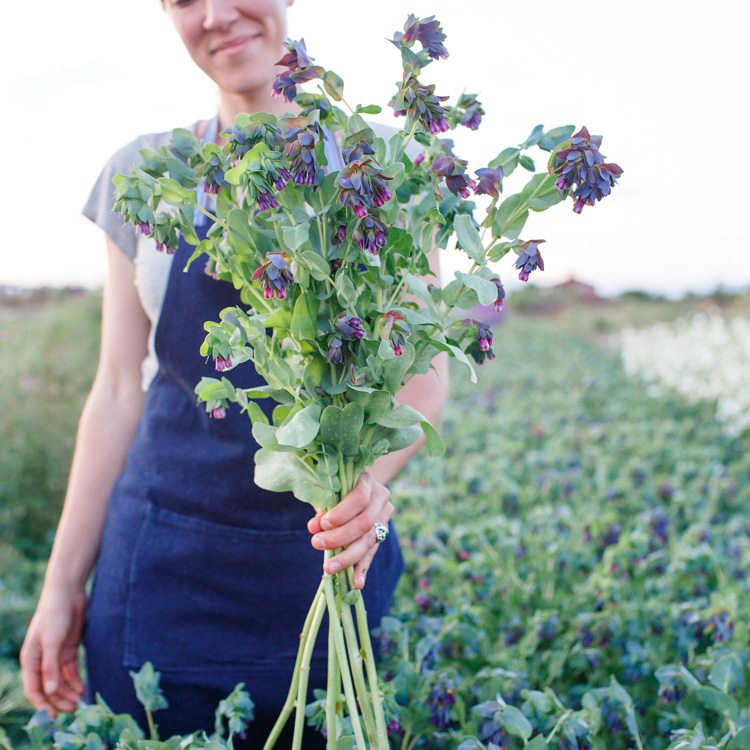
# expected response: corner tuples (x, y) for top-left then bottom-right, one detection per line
(82, 137), (152, 261)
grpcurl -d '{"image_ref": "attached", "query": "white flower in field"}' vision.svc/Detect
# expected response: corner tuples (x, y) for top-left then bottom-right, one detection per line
(620, 311), (750, 438)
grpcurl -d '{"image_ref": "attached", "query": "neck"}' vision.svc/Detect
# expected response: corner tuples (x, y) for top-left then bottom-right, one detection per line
(217, 89), (302, 132)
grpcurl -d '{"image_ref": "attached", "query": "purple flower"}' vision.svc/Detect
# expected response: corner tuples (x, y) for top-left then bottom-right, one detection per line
(548, 126), (623, 213)
(705, 610), (735, 643)
(456, 93), (484, 130)
(342, 137), (375, 164)
(474, 166), (504, 197)
(336, 315), (365, 340)
(465, 319), (496, 364)
(337, 158), (393, 217)
(252, 252), (294, 300)
(352, 213), (389, 254)
(392, 75), (450, 134)
(276, 38), (315, 71)
(381, 311), (410, 356)
(413, 152), (425, 166)
(386, 720), (402, 735)
(490, 278), (505, 312)
(210, 406), (227, 420)
(332, 224), (347, 246)
(137, 222), (152, 236)
(601, 523), (621, 547)
(401, 14), (449, 60)
(327, 335), (343, 364)
(284, 120), (322, 187)
(427, 675), (457, 730)
(256, 190), (279, 212)
(431, 154), (476, 198)
(214, 356), (232, 372)
(272, 166), (293, 191)
(155, 240), (176, 255)
(203, 153), (226, 194)
(514, 239), (545, 282)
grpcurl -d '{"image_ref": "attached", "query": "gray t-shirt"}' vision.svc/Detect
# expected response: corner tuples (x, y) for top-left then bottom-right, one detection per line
(83, 118), (418, 389)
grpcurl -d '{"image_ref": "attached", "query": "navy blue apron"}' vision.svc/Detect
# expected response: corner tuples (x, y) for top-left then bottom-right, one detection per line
(82, 122), (405, 746)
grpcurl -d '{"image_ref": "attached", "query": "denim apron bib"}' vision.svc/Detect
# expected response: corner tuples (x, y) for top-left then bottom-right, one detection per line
(82, 118), (405, 746)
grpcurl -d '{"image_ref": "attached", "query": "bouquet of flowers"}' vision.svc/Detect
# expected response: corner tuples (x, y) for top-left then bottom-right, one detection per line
(113, 13), (622, 749)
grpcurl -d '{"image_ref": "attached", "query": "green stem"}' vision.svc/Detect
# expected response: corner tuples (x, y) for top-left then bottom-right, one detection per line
(194, 203), (228, 230)
(263, 580), (326, 750)
(291, 588), (328, 750)
(323, 576), (368, 750)
(385, 274), (408, 311)
(326, 606), (340, 749)
(145, 707), (158, 741)
(348, 566), (389, 748)
(400, 122), (419, 159)
(339, 581), (377, 741)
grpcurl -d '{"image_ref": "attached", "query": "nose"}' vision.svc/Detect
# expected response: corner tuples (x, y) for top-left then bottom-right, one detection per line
(203, 0), (240, 31)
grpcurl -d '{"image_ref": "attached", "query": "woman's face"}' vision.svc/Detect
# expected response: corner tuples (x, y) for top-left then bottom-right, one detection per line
(164, 0), (293, 98)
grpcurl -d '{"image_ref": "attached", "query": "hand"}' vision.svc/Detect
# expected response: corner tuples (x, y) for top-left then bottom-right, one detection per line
(20, 585), (87, 717)
(307, 470), (395, 590)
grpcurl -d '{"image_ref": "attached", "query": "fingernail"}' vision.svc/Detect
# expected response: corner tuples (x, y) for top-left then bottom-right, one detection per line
(328, 561), (341, 574)
(358, 574), (365, 587)
(320, 517), (332, 530)
(44, 680), (57, 694)
(312, 534), (324, 549)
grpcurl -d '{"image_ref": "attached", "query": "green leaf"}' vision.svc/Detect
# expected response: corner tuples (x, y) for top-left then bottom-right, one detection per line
(521, 124), (544, 149)
(538, 125), (576, 152)
(455, 272), (497, 307)
(452, 214), (484, 262)
(488, 147), (520, 176)
(157, 177), (196, 206)
(303, 357), (327, 393)
(432, 340), (477, 383)
(377, 338), (396, 361)
(244, 401), (269, 427)
(501, 705), (532, 741)
(420, 419), (445, 457)
(493, 194), (526, 237)
(275, 404), (321, 448)
(385, 426), (422, 451)
(347, 389), (393, 423)
(727, 726), (750, 750)
(323, 70), (344, 101)
(319, 403), (365, 457)
(335, 272), (358, 309)
(503, 209), (528, 240)
(291, 291), (319, 341)
(281, 223), (310, 252)
(709, 652), (745, 694)
(383, 343), (416, 394)
(254, 449), (334, 508)
(695, 686), (738, 718)
(526, 736), (548, 750)
(354, 104), (382, 115)
(519, 154), (536, 172)
(263, 308), (293, 330)
(376, 405), (423, 428)
(300, 250), (332, 282)
(129, 662), (168, 713)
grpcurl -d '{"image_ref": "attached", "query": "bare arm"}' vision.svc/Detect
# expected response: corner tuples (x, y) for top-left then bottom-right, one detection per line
(21, 238), (150, 715)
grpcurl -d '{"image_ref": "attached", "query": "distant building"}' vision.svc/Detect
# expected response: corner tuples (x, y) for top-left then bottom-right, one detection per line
(549, 276), (599, 301)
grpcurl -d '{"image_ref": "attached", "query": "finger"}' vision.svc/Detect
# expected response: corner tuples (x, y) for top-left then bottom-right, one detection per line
(61, 660), (85, 696)
(325, 530), (378, 576)
(318, 472), (374, 530)
(312, 485), (390, 552)
(307, 508), (324, 535)
(20, 640), (52, 713)
(41, 640), (77, 713)
(353, 544), (380, 590)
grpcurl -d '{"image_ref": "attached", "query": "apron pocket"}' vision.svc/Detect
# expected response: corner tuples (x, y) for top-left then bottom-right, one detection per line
(123, 503), (323, 672)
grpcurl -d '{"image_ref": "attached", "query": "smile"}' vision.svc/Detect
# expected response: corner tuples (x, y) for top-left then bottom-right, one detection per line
(211, 33), (261, 55)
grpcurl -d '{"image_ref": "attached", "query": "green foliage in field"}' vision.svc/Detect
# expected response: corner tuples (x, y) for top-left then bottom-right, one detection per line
(2, 293), (750, 749)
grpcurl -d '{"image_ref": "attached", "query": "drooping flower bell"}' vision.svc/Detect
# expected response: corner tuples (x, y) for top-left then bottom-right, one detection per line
(465, 319), (496, 365)
(514, 239), (545, 282)
(272, 39), (324, 103)
(391, 75), (450, 135)
(474, 166), (504, 197)
(284, 120), (322, 187)
(214, 356), (232, 372)
(203, 153), (227, 195)
(431, 154), (477, 198)
(327, 335), (343, 364)
(381, 311), (411, 356)
(210, 406), (227, 420)
(455, 92), (484, 130)
(352, 213), (389, 254)
(337, 159), (393, 217)
(399, 14), (449, 60)
(490, 278), (505, 312)
(332, 224), (347, 246)
(252, 252), (295, 300)
(427, 675), (457, 730)
(548, 126), (623, 213)
(336, 314), (366, 340)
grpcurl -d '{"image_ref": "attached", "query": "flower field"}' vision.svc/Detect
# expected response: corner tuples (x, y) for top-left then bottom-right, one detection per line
(2, 293), (750, 749)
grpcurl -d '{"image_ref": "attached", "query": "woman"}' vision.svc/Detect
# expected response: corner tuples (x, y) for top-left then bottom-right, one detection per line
(20, 0), (448, 745)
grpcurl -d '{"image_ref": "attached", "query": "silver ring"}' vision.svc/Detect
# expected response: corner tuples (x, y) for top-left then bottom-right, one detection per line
(373, 521), (389, 544)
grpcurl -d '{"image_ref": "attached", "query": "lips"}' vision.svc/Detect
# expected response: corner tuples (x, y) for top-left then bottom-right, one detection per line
(211, 33), (261, 55)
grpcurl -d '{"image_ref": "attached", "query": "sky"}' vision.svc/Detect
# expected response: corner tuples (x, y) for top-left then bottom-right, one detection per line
(1, 0), (748, 297)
